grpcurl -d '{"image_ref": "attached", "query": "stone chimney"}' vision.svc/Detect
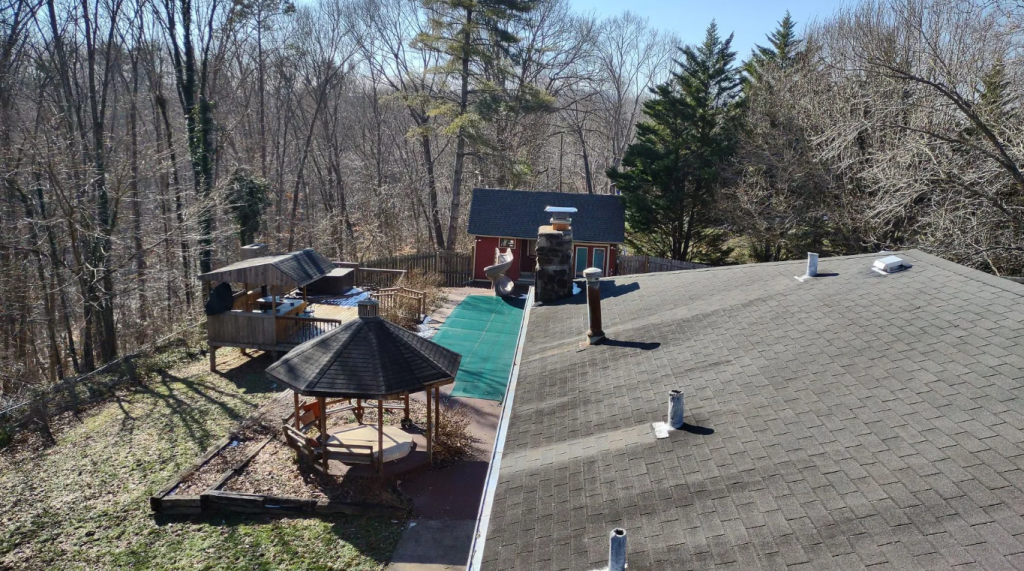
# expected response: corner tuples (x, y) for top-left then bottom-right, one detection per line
(240, 243), (269, 260)
(535, 207), (576, 303)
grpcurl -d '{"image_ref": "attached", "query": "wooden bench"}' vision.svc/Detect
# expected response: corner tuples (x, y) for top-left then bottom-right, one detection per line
(283, 425), (375, 468)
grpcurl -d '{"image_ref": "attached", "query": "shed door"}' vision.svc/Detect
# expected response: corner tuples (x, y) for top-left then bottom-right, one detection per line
(592, 248), (606, 274)
(575, 246), (588, 277)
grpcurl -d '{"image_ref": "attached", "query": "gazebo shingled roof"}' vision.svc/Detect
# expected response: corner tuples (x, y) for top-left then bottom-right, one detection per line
(265, 305), (461, 399)
(197, 248), (334, 288)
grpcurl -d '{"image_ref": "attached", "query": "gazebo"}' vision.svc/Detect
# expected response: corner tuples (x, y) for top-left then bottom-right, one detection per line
(266, 299), (461, 475)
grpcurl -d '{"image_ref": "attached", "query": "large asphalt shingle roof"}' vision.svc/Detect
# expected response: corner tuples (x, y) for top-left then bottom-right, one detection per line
(479, 250), (1024, 570)
(467, 188), (625, 244)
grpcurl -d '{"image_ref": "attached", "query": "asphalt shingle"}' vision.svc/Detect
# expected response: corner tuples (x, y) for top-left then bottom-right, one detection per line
(480, 250), (1024, 570)
(466, 188), (625, 244)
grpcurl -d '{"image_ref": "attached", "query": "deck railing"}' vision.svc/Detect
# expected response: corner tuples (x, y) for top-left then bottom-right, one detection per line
(372, 287), (426, 319)
(277, 315), (344, 345)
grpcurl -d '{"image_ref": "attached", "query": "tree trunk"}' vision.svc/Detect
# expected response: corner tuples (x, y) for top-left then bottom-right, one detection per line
(446, 7), (473, 252)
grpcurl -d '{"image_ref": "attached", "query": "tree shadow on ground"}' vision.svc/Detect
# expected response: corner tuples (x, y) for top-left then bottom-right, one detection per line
(128, 368), (274, 447)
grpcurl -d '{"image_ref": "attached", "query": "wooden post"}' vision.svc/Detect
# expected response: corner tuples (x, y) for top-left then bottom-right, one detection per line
(302, 286), (308, 303)
(271, 289), (278, 345)
(356, 399), (364, 424)
(209, 345), (217, 372)
(403, 393), (410, 424)
(425, 388), (433, 465)
(293, 392), (300, 429)
(318, 396), (328, 474)
(434, 386), (440, 443)
(377, 399), (384, 476)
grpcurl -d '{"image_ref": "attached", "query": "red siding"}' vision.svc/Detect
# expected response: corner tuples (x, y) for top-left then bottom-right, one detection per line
(473, 236), (500, 281)
(474, 235), (619, 281)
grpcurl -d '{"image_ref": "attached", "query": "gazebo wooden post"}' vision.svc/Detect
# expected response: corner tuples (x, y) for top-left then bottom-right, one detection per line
(318, 396), (328, 474)
(293, 392), (301, 429)
(303, 286), (308, 303)
(377, 399), (384, 476)
(356, 399), (364, 423)
(403, 393), (410, 424)
(426, 388), (433, 464)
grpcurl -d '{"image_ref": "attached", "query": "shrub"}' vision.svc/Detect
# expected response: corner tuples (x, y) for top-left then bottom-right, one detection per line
(433, 398), (475, 465)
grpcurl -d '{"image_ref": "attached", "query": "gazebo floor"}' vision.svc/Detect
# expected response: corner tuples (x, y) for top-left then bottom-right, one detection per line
(320, 425), (430, 478)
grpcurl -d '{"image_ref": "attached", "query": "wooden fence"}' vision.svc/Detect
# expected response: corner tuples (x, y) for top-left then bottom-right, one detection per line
(360, 252), (472, 287)
(616, 255), (709, 276)
(354, 268), (406, 289)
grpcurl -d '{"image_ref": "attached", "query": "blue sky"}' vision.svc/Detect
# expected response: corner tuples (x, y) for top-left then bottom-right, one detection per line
(569, 0), (849, 58)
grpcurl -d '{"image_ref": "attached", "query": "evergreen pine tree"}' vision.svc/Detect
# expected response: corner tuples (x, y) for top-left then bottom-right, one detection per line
(413, 0), (534, 250)
(608, 21), (743, 262)
(744, 11), (803, 84)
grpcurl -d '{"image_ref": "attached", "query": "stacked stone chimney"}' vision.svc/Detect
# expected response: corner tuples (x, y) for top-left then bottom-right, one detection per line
(535, 210), (574, 302)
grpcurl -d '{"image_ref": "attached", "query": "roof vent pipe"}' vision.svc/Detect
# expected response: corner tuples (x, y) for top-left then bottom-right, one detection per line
(796, 252), (819, 282)
(806, 253), (818, 277)
(358, 299), (380, 319)
(609, 528), (627, 571)
(669, 390), (685, 429)
(584, 267), (604, 344)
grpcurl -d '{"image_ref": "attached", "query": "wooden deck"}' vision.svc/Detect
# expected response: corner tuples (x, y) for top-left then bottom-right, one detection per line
(208, 292), (364, 359)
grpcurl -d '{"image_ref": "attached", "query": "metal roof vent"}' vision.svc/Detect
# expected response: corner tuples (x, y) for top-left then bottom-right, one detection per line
(873, 255), (907, 274)
(545, 206), (577, 231)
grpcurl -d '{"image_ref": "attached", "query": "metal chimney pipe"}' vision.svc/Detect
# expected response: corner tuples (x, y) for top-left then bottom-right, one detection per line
(668, 390), (684, 429)
(608, 528), (627, 571)
(583, 267), (604, 344)
(806, 253), (819, 277)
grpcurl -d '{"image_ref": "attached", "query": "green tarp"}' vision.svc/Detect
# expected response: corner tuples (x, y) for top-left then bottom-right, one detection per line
(432, 295), (525, 401)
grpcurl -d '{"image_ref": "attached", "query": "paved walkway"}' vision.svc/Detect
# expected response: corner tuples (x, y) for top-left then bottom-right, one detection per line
(388, 286), (507, 570)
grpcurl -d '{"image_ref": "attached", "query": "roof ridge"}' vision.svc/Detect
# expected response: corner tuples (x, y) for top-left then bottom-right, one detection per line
(273, 320), (357, 388)
(311, 320), (362, 387)
(902, 248), (1024, 297)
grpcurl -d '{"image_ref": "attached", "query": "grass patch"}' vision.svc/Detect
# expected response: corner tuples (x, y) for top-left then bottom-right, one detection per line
(0, 350), (404, 570)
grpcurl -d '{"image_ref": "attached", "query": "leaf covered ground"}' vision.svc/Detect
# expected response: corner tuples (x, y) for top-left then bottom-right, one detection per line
(0, 349), (404, 571)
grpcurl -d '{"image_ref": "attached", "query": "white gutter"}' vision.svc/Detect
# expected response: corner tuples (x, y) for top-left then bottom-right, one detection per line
(466, 286), (535, 570)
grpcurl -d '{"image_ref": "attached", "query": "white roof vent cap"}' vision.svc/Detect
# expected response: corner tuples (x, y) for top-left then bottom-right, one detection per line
(873, 255), (907, 274)
(545, 206), (577, 214)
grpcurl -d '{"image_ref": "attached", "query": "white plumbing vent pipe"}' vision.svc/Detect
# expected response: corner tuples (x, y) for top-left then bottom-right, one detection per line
(668, 390), (684, 430)
(807, 253), (819, 277)
(609, 528), (627, 571)
(795, 252), (819, 282)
